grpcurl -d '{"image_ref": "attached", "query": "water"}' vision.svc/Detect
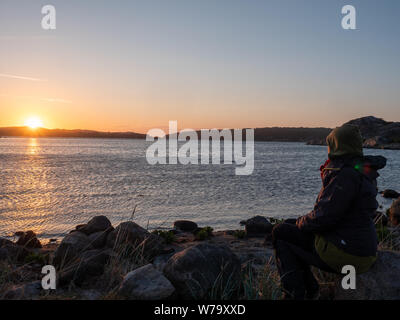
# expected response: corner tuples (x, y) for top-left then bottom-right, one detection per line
(1, 137), (399, 240)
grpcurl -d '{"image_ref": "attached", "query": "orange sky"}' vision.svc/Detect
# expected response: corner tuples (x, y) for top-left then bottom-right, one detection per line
(1, 1), (399, 134)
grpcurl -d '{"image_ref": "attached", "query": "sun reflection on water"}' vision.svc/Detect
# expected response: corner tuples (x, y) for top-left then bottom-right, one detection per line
(28, 138), (38, 154)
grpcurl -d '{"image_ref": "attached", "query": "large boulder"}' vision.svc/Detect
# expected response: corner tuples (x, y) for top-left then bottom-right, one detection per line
(0, 244), (29, 262)
(58, 249), (113, 287)
(76, 216), (113, 235)
(240, 216), (273, 237)
(53, 231), (92, 267)
(106, 221), (164, 258)
(2, 281), (42, 300)
(389, 198), (400, 226)
(88, 231), (110, 249)
(119, 264), (175, 300)
(0, 238), (14, 247)
(15, 230), (42, 248)
(345, 116), (400, 149)
(334, 250), (400, 300)
(173, 220), (198, 232)
(163, 243), (241, 299)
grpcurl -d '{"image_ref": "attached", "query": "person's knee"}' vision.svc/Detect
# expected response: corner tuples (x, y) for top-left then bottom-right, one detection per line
(272, 222), (297, 245)
(272, 223), (288, 245)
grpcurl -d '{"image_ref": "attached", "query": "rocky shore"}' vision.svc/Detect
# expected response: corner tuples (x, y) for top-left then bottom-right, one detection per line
(1, 202), (400, 300)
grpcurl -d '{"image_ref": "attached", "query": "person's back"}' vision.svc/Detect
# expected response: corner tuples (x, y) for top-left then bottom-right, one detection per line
(320, 156), (385, 256)
(272, 124), (387, 299)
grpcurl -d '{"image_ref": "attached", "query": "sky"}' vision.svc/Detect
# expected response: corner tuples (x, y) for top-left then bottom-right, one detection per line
(0, 0), (399, 133)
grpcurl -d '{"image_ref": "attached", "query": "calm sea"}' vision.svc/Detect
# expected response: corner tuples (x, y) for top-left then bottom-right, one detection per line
(1, 138), (399, 240)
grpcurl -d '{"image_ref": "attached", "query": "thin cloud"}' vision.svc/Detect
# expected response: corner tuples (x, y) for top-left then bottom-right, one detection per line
(0, 73), (47, 82)
(0, 93), (71, 104)
(41, 97), (72, 104)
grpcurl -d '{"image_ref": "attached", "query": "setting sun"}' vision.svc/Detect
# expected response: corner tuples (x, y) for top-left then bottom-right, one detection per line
(24, 117), (44, 129)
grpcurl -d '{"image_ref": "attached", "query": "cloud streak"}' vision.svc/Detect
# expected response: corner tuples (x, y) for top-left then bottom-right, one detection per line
(41, 97), (72, 104)
(0, 73), (47, 82)
(0, 93), (72, 104)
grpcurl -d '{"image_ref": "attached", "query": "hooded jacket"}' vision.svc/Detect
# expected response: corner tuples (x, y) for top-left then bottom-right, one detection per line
(296, 124), (387, 257)
(296, 155), (386, 257)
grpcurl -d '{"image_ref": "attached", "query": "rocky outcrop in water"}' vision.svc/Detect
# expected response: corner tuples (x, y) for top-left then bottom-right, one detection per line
(240, 216), (273, 237)
(307, 116), (400, 150)
(15, 231), (42, 248)
(381, 189), (400, 199)
(173, 220), (198, 232)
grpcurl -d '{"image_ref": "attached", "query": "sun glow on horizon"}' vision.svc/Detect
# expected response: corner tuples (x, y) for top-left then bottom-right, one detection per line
(24, 117), (44, 129)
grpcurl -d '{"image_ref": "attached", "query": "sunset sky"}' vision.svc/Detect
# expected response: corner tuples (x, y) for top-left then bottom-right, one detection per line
(1, 0), (399, 133)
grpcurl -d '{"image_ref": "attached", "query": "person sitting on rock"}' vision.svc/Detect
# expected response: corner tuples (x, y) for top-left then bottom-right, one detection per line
(272, 124), (387, 300)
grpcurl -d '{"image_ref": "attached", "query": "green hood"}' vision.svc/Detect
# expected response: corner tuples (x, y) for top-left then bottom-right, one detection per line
(326, 124), (363, 158)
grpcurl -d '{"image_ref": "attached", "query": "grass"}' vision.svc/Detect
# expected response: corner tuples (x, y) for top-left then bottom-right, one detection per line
(377, 224), (400, 250)
(96, 233), (154, 295)
(151, 230), (176, 244)
(24, 252), (47, 265)
(206, 258), (281, 300)
(240, 258), (282, 300)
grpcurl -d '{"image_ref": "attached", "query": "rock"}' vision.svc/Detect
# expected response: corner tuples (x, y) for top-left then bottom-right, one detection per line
(381, 189), (400, 199)
(74, 224), (86, 232)
(106, 221), (164, 258)
(119, 264), (175, 299)
(345, 116), (400, 150)
(88, 230), (110, 249)
(389, 198), (400, 226)
(79, 289), (102, 300)
(240, 216), (273, 237)
(15, 230), (42, 248)
(58, 249), (112, 287)
(77, 216), (113, 235)
(334, 250), (400, 300)
(173, 220), (198, 232)
(153, 252), (176, 272)
(0, 244), (30, 262)
(2, 281), (42, 300)
(163, 243), (241, 299)
(0, 237), (14, 247)
(53, 231), (92, 267)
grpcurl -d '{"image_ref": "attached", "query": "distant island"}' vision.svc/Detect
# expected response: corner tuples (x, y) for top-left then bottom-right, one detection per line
(0, 127), (146, 139)
(306, 116), (400, 150)
(1, 116), (399, 149)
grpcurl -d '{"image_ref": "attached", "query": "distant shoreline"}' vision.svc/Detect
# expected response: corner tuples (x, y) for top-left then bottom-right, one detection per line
(1, 116), (400, 149)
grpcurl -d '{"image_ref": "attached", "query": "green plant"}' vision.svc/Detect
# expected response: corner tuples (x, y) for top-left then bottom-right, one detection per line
(233, 230), (246, 239)
(151, 230), (176, 244)
(24, 252), (47, 265)
(195, 226), (213, 241)
(240, 259), (282, 300)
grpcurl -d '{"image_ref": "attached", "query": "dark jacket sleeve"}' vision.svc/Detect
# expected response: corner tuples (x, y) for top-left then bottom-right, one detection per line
(296, 168), (360, 233)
